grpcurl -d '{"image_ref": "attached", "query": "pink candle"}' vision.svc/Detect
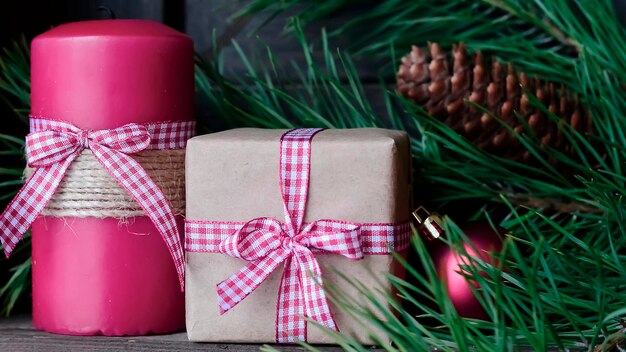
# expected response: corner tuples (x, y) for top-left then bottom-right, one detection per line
(29, 20), (194, 335)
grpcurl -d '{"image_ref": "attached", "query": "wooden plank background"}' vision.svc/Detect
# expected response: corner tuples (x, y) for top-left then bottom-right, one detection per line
(0, 315), (572, 351)
(43, 0), (385, 81)
(0, 315), (348, 352)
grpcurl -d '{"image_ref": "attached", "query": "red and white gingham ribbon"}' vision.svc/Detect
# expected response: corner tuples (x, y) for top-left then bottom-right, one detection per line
(185, 128), (411, 342)
(0, 117), (195, 290)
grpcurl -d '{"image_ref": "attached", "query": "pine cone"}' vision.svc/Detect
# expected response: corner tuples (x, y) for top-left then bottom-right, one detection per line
(396, 43), (591, 163)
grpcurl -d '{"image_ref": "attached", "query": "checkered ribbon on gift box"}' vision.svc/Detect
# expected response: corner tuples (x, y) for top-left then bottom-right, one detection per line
(0, 117), (195, 290)
(185, 128), (411, 343)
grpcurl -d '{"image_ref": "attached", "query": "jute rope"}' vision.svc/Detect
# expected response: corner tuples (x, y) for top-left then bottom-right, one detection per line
(24, 149), (186, 218)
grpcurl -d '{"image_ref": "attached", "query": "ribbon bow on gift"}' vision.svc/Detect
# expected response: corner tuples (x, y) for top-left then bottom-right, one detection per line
(185, 128), (411, 343)
(0, 118), (194, 290)
(217, 217), (365, 337)
(217, 128), (352, 342)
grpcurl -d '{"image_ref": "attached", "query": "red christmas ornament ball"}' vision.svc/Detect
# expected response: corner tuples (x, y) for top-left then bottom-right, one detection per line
(435, 221), (504, 319)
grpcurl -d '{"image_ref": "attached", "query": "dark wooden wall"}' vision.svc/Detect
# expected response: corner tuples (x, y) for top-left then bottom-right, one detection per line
(0, 0), (381, 78)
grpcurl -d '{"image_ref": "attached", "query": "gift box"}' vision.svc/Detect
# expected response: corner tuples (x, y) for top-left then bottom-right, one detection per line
(184, 128), (411, 343)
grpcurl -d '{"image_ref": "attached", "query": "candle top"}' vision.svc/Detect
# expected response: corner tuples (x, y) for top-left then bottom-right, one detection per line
(34, 20), (189, 40)
(30, 19), (194, 130)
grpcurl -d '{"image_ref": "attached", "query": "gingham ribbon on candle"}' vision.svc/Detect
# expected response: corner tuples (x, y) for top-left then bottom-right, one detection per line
(0, 117), (195, 290)
(184, 128), (411, 343)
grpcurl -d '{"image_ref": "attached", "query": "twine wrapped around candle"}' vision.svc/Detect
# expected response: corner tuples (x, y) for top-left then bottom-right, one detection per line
(24, 150), (186, 218)
(1, 117), (194, 290)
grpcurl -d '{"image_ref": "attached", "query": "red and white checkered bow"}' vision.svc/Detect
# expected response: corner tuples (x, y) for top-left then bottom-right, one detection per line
(217, 216), (364, 341)
(0, 117), (194, 290)
(216, 128), (356, 342)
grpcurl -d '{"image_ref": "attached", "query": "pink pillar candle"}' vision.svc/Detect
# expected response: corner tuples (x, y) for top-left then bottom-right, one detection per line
(30, 20), (194, 336)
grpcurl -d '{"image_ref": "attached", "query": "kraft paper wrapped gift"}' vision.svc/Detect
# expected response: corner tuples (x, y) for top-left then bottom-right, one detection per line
(184, 128), (412, 344)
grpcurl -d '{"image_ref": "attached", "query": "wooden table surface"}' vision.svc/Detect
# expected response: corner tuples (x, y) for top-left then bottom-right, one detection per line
(0, 315), (348, 352)
(1, 315), (578, 351)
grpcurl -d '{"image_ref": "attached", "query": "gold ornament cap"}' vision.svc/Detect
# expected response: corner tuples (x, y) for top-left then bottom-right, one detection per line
(412, 206), (443, 240)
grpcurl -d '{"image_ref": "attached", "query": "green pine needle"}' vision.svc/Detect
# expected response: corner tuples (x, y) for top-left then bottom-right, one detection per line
(0, 35), (30, 317)
(191, 1), (626, 348)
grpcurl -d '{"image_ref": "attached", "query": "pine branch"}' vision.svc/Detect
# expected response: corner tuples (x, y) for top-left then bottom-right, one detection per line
(194, 12), (626, 348)
(506, 193), (602, 215)
(238, 0), (581, 84)
(0, 36), (31, 121)
(0, 252), (30, 317)
(0, 36), (30, 317)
